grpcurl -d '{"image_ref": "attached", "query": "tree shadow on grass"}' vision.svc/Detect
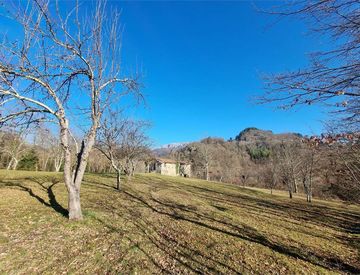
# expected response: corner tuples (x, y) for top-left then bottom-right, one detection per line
(153, 181), (360, 235)
(1, 178), (68, 217)
(121, 188), (360, 274)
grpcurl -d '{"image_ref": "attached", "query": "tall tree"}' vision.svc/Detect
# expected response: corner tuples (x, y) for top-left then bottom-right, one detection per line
(0, 1), (141, 220)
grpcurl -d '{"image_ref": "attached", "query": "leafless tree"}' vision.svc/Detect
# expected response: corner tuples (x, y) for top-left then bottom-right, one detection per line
(278, 142), (302, 198)
(34, 126), (64, 172)
(34, 126), (53, 171)
(258, 0), (360, 127)
(97, 113), (150, 190)
(266, 151), (280, 195)
(196, 143), (213, 181)
(333, 140), (360, 201)
(53, 144), (64, 172)
(0, 1), (141, 220)
(240, 170), (251, 188)
(0, 127), (28, 170)
(299, 147), (316, 202)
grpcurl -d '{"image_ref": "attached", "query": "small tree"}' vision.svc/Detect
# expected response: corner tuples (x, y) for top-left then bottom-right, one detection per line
(240, 170), (251, 188)
(197, 143), (213, 181)
(299, 147), (316, 202)
(97, 114), (150, 190)
(278, 142), (302, 198)
(0, 128), (28, 170)
(266, 151), (280, 195)
(18, 149), (39, 171)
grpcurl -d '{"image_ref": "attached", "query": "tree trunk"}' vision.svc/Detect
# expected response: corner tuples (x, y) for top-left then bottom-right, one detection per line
(68, 185), (82, 219)
(60, 118), (97, 220)
(55, 163), (61, 172)
(6, 158), (13, 170)
(43, 156), (49, 171)
(293, 179), (298, 193)
(307, 184), (312, 202)
(60, 120), (82, 220)
(54, 153), (63, 172)
(205, 162), (209, 181)
(288, 182), (293, 199)
(116, 170), (121, 190)
(11, 158), (19, 170)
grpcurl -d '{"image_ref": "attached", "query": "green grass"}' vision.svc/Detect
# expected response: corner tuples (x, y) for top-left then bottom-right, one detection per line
(0, 170), (359, 274)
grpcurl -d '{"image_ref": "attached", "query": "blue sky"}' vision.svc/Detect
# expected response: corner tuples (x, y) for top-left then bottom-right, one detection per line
(0, 1), (330, 147)
(114, 1), (328, 146)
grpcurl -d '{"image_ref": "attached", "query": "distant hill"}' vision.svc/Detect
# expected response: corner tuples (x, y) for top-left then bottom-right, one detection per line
(234, 127), (302, 145)
(152, 128), (305, 184)
(154, 128), (303, 157)
(152, 142), (188, 157)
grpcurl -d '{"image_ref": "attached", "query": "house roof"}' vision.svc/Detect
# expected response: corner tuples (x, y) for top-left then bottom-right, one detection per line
(156, 158), (188, 165)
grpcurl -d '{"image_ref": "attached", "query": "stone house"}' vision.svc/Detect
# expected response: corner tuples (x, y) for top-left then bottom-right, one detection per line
(148, 158), (191, 177)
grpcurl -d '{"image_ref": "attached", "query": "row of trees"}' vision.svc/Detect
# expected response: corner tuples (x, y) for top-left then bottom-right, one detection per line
(0, 118), (151, 183)
(0, 127), (63, 171)
(170, 134), (360, 203)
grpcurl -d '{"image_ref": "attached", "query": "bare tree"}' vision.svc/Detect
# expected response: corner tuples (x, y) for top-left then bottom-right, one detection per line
(299, 147), (316, 202)
(35, 127), (64, 172)
(0, 1), (141, 220)
(97, 114), (150, 190)
(53, 143), (64, 172)
(258, 0), (360, 127)
(332, 136), (360, 201)
(196, 143), (213, 181)
(0, 128), (28, 170)
(278, 142), (302, 199)
(34, 126), (53, 171)
(266, 151), (280, 195)
(240, 170), (251, 188)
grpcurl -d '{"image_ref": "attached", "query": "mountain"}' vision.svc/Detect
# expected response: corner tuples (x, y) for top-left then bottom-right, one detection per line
(152, 142), (189, 157)
(234, 127), (302, 145)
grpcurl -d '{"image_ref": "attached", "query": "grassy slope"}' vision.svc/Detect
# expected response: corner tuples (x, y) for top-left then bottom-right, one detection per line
(0, 170), (359, 274)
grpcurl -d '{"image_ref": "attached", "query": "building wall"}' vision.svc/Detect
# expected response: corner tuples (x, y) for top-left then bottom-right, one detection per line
(180, 164), (191, 177)
(160, 162), (177, 176)
(148, 160), (191, 177)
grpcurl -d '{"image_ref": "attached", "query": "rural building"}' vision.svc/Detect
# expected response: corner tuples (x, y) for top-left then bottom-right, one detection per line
(148, 158), (191, 177)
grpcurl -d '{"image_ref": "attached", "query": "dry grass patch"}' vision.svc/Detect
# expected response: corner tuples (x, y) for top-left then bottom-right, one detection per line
(0, 170), (359, 274)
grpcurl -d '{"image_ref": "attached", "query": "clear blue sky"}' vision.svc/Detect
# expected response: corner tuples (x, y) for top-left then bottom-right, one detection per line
(0, 1), (329, 147)
(115, 1), (328, 146)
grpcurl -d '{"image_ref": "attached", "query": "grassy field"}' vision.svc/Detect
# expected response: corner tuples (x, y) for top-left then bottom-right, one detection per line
(0, 170), (359, 274)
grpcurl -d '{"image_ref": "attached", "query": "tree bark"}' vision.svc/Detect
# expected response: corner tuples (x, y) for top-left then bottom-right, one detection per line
(116, 169), (121, 190)
(6, 158), (13, 170)
(205, 162), (209, 181)
(68, 185), (82, 219)
(11, 158), (19, 170)
(293, 179), (298, 193)
(60, 117), (97, 220)
(54, 161), (61, 172)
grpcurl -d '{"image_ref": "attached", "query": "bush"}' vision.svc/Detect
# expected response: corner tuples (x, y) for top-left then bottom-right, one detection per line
(247, 146), (271, 161)
(18, 150), (39, 171)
